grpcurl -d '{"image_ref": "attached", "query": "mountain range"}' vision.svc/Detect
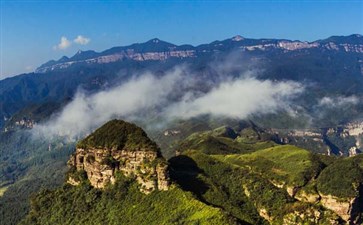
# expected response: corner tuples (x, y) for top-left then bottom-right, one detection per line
(1, 34), (363, 225)
(1, 34), (363, 131)
(35, 34), (363, 73)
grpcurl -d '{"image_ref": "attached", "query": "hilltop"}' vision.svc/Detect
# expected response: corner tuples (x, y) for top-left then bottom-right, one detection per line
(76, 119), (159, 151)
(68, 120), (168, 193)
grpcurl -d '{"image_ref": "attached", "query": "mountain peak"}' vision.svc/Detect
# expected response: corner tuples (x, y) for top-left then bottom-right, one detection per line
(150, 38), (161, 43)
(145, 38), (172, 45)
(69, 119), (169, 193)
(58, 56), (69, 62)
(69, 50), (98, 61)
(76, 119), (159, 151)
(231, 35), (244, 41)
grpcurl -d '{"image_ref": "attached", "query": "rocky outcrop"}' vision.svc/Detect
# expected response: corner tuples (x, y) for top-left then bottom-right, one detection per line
(265, 181), (362, 224)
(295, 190), (320, 203)
(344, 122), (363, 136)
(286, 186), (299, 198)
(258, 208), (272, 221)
(293, 189), (362, 224)
(67, 119), (170, 194)
(68, 147), (170, 194)
(349, 146), (360, 157)
(319, 194), (361, 223)
(36, 50), (196, 73)
(282, 209), (340, 225)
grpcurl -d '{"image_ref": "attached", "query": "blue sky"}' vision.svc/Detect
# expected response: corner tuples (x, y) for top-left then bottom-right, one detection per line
(1, 0), (362, 79)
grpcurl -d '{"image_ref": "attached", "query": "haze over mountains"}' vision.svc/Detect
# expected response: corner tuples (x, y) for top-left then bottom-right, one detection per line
(1, 34), (363, 225)
(1, 34), (363, 132)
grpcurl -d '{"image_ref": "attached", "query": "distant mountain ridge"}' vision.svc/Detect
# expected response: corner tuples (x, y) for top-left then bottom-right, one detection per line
(1, 33), (363, 130)
(36, 34), (363, 73)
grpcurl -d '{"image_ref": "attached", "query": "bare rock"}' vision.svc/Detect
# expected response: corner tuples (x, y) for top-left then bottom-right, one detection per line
(68, 148), (170, 194)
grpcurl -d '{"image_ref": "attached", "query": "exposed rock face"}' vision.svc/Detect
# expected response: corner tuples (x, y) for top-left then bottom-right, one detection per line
(68, 147), (170, 194)
(319, 194), (360, 223)
(36, 35), (363, 73)
(295, 190), (320, 203)
(67, 120), (170, 194)
(242, 183), (340, 224)
(258, 208), (272, 221)
(282, 209), (340, 225)
(294, 190), (362, 224)
(266, 181), (362, 224)
(286, 186), (299, 198)
(349, 146), (359, 157)
(344, 122), (363, 136)
(36, 50), (196, 73)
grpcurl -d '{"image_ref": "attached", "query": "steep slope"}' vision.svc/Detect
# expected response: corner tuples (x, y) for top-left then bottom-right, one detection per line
(68, 120), (169, 193)
(170, 137), (363, 224)
(20, 120), (236, 225)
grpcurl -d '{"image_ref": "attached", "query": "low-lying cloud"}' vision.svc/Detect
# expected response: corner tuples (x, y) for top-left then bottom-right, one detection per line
(33, 67), (304, 140)
(318, 96), (359, 107)
(166, 78), (303, 119)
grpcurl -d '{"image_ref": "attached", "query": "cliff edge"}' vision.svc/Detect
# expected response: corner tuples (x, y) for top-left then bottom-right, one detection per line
(67, 119), (169, 194)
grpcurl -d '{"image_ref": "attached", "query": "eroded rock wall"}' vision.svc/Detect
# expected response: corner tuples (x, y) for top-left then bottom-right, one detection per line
(68, 148), (170, 194)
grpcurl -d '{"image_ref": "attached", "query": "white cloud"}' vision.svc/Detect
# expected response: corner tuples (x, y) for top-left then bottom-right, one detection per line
(32, 67), (303, 140)
(166, 78), (303, 119)
(33, 69), (183, 139)
(318, 96), (359, 107)
(53, 36), (71, 50)
(74, 35), (90, 45)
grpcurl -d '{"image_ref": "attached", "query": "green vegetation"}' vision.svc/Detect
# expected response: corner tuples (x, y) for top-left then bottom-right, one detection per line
(215, 145), (325, 187)
(178, 126), (276, 155)
(20, 174), (235, 225)
(4, 119), (363, 224)
(0, 129), (75, 225)
(67, 168), (88, 183)
(169, 150), (340, 224)
(5, 102), (65, 130)
(77, 120), (159, 151)
(317, 155), (363, 198)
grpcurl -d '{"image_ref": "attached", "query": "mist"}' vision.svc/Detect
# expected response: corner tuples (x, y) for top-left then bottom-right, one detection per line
(166, 77), (303, 119)
(32, 66), (304, 140)
(318, 96), (359, 107)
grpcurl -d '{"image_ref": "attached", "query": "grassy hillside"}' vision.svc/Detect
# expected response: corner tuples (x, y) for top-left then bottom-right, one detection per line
(177, 126), (277, 155)
(169, 149), (341, 224)
(316, 154), (363, 198)
(215, 145), (325, 187)
(20, 174), (236, 225)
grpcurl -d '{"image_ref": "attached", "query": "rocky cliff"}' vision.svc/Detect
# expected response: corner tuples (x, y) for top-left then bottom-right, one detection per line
(293, 188), (363, 224)
(35, 35), (363, 73)
(67, 120), (170, 194)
